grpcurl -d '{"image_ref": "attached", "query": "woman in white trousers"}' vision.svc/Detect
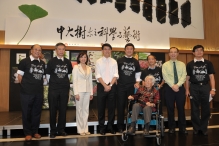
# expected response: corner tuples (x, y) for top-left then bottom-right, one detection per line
(72, 52), (93, 135)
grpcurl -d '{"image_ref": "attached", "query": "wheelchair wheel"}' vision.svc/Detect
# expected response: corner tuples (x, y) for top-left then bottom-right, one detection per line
(156, 136), (161, 145)
(121, 132), (128, 141)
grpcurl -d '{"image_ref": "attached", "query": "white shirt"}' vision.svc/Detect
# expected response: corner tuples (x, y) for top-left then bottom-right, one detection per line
(57, 56), (64, 61)
(194, 58), (204, 62)
(95, 56), (119, 83)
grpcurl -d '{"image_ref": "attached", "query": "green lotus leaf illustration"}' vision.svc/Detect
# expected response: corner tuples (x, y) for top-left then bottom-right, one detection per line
(17, 4), (48, 45)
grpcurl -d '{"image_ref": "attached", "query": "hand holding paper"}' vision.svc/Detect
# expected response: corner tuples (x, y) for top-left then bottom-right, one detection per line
(209, 94), (213, 102)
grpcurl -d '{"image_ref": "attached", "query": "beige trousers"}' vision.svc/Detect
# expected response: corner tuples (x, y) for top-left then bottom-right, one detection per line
(76, 92), (90, 133)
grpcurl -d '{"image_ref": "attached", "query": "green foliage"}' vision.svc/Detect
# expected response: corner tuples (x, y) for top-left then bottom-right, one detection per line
(18, 4), (48, 22)
(17, 4), (48, 44)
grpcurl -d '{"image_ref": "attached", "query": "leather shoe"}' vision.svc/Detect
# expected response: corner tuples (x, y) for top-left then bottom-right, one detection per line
(202, 131), (208, 136)
(85, 132), (91, 135)
(179, 129), (188, 134)
(79, 133), (85, 136)
(50, 133), (56, 138)
(143, 128), (149, 136)
(168, 129), (175, 134)
(33, 133), (41, 139)
(108, 128), (116, 134)
(25, 135), (32, 141)
(127, 126), (136, 135)
(118, 129), (123, 133)
(100, 130), (105, 135)
(57, 131), (67, 136)
(193, 130), (199, 135)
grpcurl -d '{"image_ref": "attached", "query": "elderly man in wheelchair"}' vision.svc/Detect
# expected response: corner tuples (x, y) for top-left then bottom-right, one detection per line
(127, 75), (160, 136)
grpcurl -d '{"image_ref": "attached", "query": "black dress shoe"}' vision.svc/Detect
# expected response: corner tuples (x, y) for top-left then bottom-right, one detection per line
(100, 130), (106, 135)
(127, 126), (136, 135)
(202, 131), (208, 136)
(193, 130), (199, 135)
(179, 129), (188, 134)
(143, 128), (149, 136)
(108, 128), (116, 134)
(118, 129), (123, 133)
(57, 131), (67, 136)
(168, 129), (175, 134)
(50, 133), (56, 138)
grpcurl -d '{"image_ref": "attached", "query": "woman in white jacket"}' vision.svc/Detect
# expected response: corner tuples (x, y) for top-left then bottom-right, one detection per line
(72, 52), (93, 135)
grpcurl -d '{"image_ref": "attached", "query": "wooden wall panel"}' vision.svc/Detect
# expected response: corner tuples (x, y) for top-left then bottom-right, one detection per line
(177, 54), (187, 64)
(0, 30), (5, 44)
(209, 55), (219, 102)
(0, 49), (10, 111)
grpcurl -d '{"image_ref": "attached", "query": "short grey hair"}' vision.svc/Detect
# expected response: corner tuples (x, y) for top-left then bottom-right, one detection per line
(144, 75), (156, 85)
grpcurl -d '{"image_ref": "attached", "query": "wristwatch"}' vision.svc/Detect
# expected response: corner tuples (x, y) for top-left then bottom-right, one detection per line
(212, 89), (216, 91)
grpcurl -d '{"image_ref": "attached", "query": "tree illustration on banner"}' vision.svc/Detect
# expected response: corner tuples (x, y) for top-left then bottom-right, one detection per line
(17, 4), (48, 45)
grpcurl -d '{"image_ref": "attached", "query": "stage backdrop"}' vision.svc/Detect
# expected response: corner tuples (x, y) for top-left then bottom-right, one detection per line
(1, 0), (204, 48)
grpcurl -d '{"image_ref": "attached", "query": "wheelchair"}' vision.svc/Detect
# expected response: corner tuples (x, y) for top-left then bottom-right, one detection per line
(121, 90), (165, 145)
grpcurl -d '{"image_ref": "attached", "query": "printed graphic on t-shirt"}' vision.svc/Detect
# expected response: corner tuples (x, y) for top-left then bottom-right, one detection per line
(54, 64), (68, 78)
(151, 72), (161, 83)
(192, 65), (207, 81)
(121, 62), (135, 76)
(29, 64), (44, 80)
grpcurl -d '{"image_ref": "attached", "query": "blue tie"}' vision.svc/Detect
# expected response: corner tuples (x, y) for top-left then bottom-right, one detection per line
(173, 62), (178, 84)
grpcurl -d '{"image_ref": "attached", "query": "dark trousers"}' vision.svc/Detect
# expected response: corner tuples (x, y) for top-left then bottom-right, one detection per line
(165, 85), (186, 130)
(97, 83), (116, 130)
(117, 83), (134, 130)
(190, 83), (210, 132)
(48, 88), (69, 134)
(159, 86), (165, 115)
(20, 93), (43, 136)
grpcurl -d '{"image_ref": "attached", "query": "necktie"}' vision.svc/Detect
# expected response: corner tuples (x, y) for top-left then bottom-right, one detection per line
(173, 62), (178, 84)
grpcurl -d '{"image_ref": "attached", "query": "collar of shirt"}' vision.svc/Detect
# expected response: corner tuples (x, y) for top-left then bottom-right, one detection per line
(102, 56), (111, 61)
(30, 55), (40, 62)
(148, 66), (155, 70)
(125, 55), (133, 58)
(57, 56), (64, 61)
(194, 58), (204, 62)
(169, 60), (178, 63)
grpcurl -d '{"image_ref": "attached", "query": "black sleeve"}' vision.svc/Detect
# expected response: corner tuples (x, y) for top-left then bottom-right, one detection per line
(159, 67), (163, 80)
(140, 70), (146, 80)
(208, 61), (215, 74)
(68, 61), (73, 74)
(186, 62), (191, 76)
(42, 62), (46, 75)
(45, 59), (52, 74)
(117, 58), (121, 71)
(18, 59), (26, 71)
(135, 59), (141, 73)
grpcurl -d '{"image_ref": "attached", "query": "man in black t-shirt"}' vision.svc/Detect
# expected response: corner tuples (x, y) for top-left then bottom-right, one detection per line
(117, 43), (141, 133)
(186, 45), (216, 136)
(46, 43), (73, 138)
(17, 44), (45, 141)
(140, 55), (165, 114)
(140, 55), (164, 88)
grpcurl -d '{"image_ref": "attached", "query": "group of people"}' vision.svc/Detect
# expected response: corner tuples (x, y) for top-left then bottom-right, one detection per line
(17, 42), (215, 141)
